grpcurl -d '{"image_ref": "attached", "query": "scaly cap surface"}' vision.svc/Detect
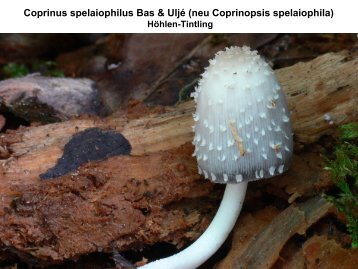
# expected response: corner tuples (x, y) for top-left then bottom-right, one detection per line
(192, 46), (293, 183)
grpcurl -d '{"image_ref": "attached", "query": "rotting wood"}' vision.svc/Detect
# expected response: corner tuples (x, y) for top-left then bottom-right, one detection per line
(215, 197), (333, 269)
(1, 50), (356, 185)
(0, 50), (357, 265)
(0, 144), (218, 265)
(302, 235), (358, 269)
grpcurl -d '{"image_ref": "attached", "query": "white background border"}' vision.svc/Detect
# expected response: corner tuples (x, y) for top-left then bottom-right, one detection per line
(0, 0), (355, 33)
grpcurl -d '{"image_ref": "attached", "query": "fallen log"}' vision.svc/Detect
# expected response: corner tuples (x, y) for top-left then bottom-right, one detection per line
(0, 50), (357, 265)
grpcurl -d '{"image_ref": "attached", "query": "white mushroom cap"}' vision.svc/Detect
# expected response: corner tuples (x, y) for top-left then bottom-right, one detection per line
(192, 46), (293, 183)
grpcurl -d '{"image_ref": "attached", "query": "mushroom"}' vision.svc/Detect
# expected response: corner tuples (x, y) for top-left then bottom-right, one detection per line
(139, 46), (293, 269)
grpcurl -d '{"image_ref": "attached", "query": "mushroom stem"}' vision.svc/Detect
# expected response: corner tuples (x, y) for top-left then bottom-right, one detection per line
(139, 182), (248, 269)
